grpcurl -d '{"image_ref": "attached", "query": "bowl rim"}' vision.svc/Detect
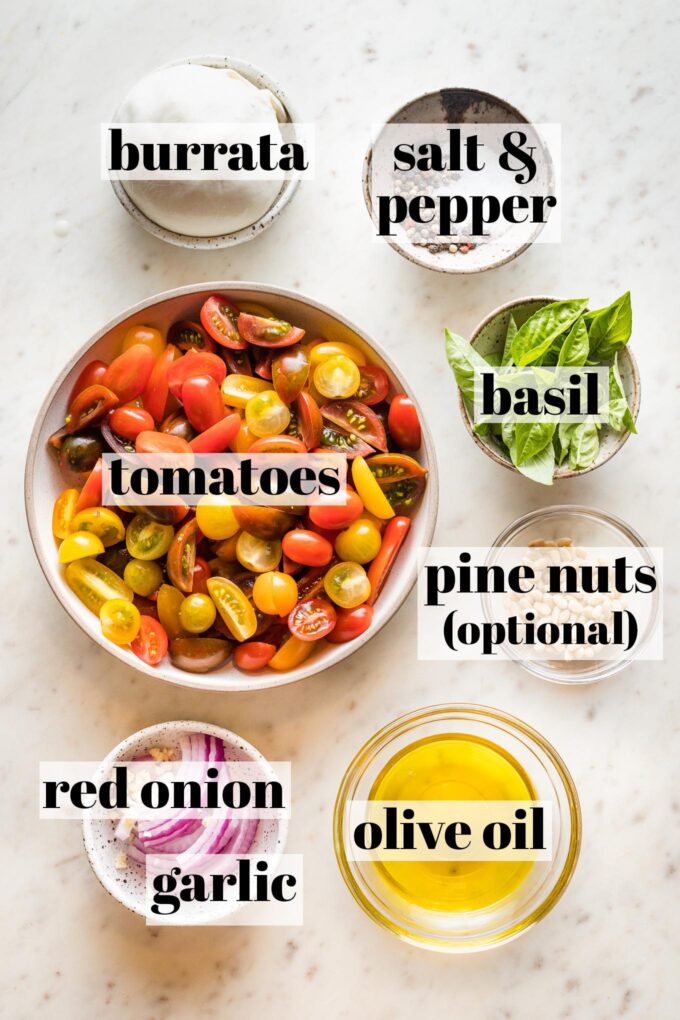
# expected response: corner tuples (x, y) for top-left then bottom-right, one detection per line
(362, 87), (546, 275)
(457, 294), (641, 479)
(109, 54), (301, 249)
(333, 702), (582, 952)
(82, 719), (287, 918)
(25, 280), (439, 693)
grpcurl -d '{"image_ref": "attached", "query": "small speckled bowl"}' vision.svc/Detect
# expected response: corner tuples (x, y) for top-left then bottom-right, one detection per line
(458, 296), (640, 480)
(83, 721), (288, 920)
(363, 88), (552, 273)
(110, 55), (301, 249)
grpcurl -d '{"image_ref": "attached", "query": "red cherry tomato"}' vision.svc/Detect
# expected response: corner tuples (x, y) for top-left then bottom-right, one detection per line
(234, 641), (277, 671)
(167, 350), (226, 400)
(288, 597), (337, 641)
(108, 406), (155, 440)
(74, 458), (103, 513)
(282, 529), (333, 567)
(189, 412), (241, 453)
(366, 515), (411, 605)
(103, 345), (156, 403)
(135, 431), (193, 455)
(296, 390), (323, 449)
(68, 360), (108, 405)
(388, 394), (421, 451)
(168, 319), (216, 353)
(325, 604), (373, 643)
(355, 365), (390, 406)
(181, 375), (225, 432)
(308, 489), (364, 531)
(237, 313), (305, 348)
(143, 344), (178, 422)
(66, 385), (119, 433)
(131, 615), (169, 666)
(200, 295), (247, 349)
(192, 556), (211, 595)
(248, 435), (307, 454)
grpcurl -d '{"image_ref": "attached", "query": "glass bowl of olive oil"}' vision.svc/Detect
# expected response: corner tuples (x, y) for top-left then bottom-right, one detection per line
(334, 704), (580, 952)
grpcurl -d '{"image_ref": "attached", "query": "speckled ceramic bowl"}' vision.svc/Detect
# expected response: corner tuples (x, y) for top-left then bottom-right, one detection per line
(25, 282), (439, 692)
(363, 87), (553, 273)
(110, 55), (301, 249)
(82, 721), (287, 920)
(458, 296), (640, 480)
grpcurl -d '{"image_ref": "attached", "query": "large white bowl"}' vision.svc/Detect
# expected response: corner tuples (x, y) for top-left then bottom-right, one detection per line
(25, 283), (439, 692)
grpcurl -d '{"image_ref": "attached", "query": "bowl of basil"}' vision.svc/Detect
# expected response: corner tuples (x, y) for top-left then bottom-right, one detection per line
(445, 293), (640, 485)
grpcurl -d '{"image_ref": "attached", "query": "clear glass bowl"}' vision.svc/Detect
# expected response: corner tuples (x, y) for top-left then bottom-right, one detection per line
(486, 505), (660, 684)
(333, 705), (581, 953)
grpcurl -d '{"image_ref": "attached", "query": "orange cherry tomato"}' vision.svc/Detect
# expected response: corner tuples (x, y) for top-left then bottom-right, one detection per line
(122, 325), (165, 357)
(366, 515), (411, 605)
(282, 529), (333, 567)
(248, 435), (307, 454)
(167, 518), (198, 593)
(131, 615), (168, 666)
(234, 641), (277, 672)
(108, 406), (155, 440)
(189, 412), (241, 453)
(68, 360), (108, 405)
(237, 313), (305, 348)
(325, 604), (373, 643)
(167, 350), (226, 400)
(103, 345), (155, 403)
(135, 431), (193, 455)
(181, 374), (225, 432)
(66, 385), (118, 433)
(268, 634), (314, 671)
(388, 393), (421, 451)
(52, 488), (80, 539)
(143, 344), (178, 422)
(308, 489), (364, 530)
(200, 295), (247, 350)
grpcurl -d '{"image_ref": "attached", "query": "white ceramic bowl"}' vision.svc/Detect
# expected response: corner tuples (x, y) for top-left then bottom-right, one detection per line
(459, 296), (640, 480)
(110, 55), (301, 249)
(83, 720), (287, 919)
(25, 282), (439, 692)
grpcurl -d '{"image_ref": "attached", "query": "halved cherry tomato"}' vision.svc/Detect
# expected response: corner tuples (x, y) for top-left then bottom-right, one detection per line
(131, 615), (169, 666)
(272, 346), (309, 403)
(66, 384), (119, 433)
(245, 390), (291, 437)
(308, 488), (364, 530)
(108, 406), (155, 440)
(168, 319), (215, 353)
(74, 459), (103, 513)
(143, 344), (178, 422)
(169, 636), (232, 673)
(388, 393), (421, 450)
(288, 597), (336, 641)
(135, 431), (193, 455)
(351, 456), (395, 519)
(221, 373), (270, 408)
(324, 561), (371, 609)
(236, 532), (282, 573)
(167, 350), (226, 400)
(366, 515), (411, 605)
(206, 576), (257, 641)
(126, 513), (174, 560)
(366, 453), (427, 515)
(122, 325), (165, 357)
(308, 341), (366, 367)
(52, 488), (79, 539)
(282, 529), (333, 567)
(295, 390), (323, 449)
(59, 530), (105, 563)
(321, 400), (387, 452)
(325, 604), (373, 643)
(181, 375), (225, 432)
(100, 597), (141, 644)
(237, 313), (305, 349)
(234, 641), (277, 671)
(314, 355), (360, 399)
(268, 634), (313, 671)
(233, 507), (295, 541)
(200, 294), (247, 349)
(248, 434), (307, 454)
(103, 345), (155, 402)
(189, 412), (241, 453)
(167, 518), (198, 592)
(355, 365), (390, 406)
(70, 507), (126, 547)
(68, 360), (108, 405)
(65, 557), (133, 613)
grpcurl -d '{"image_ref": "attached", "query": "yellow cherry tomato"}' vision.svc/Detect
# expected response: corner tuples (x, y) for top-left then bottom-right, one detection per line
(334, 518), (382, 564)
(313, 354), (361, 399)
(196, 494), (240, 540)
(124, 559), (163, 597)
(236, 531), (282, 573)
(157, 583), (185, 639)
(351, 456), (395, 520)
(70, 507), (126, 547)
(59, 530), (105, 563)
(268, 635), (314, 671)
(65, 557), (133, 614)
(232, 420), (257, 452)
(179, 593), (217, 634)
(324, 561), (371, 608)
(252, 571), (298, 616)
(122, 325), (165, 357)
(126, 513), (174, 560)
(100, 598), (141, 645)
(206, 576), (257, 641)
(221, 374), (269, 409)
(52, 488), (79, 539)
(245, 390), (291, 437)
(213, 533), (241, 561)
(308, 342), (367, 367)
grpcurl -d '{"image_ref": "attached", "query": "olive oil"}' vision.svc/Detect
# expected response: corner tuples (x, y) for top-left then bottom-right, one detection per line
(369, 733), (535, 912)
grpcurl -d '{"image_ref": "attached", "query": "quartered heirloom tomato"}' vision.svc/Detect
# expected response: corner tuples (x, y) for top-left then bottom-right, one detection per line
(131, 616), (168, 666)
(103, 345), (155, 402)
(234, 641), (277, 671)
(388, 393), (422, 450)
(321, 400), (387, 452)
(221, 373), (270, 408)
(206, 577), (257, 641)
(100, 598), (141, 644)
(295, 390), (323, 449)
(236, 532), (282, 573)
(366, 453), (427, 515)
(325, 604), (373, 643)
(126, 514), (174, 560)
(52, 488), (79, 539)
(66, 384), (118, 433)
(68, 360), (108, 405)
(237, 313), (305, 348)
(272, 346), (310, 403)
(74, 459), (103, 513)
(167, 518), (198, 592)
(169, 636), (232, 673)
(181, 374), (225, 432)
(70, 507), (125, 547)
(288, 597), (337, 641)
(122, 325), (165, 357)
(59, 530), (105, 563)
(318, 423), (374, 458)
(65, 557), (133, 613)
(351, 456), (395, 519)
(200, 295), (247, 349)
(167, 350), (226, 400)
(323, 561), (371, 609)
(268, 634), (314, 671)
(168, 320), (215, 353)
(157, 583), (186, 640)
(355, 365), (390, 405)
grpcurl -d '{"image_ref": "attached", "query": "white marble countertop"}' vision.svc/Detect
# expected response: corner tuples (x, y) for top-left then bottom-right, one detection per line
(3, 0), (679, 1017)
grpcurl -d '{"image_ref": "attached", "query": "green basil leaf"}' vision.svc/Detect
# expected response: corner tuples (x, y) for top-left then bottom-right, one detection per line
(515, 421), (556, 465)
(444, 329), (492, 404)
(507, 432), (555, 485)
(511, 299), (588, 367)
(501, 314), (517, 367)
(587, 291), (632, 360)
(607, 352), (637, 433)
(568, 419), (600, 470)
(557, 421), (577, 465)
(557, 317), (589, 367)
